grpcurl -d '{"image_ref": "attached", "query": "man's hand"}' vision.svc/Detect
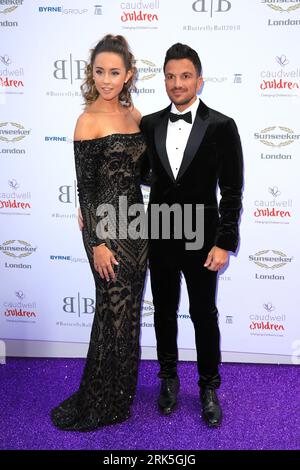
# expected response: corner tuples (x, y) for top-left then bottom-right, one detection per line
(93, 245), (119, 282)
(78, 207), (84, 231)
(204, 246), (228, 271)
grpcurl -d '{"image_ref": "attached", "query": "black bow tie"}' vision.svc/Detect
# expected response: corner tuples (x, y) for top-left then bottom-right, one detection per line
(169, 111), (192, 124)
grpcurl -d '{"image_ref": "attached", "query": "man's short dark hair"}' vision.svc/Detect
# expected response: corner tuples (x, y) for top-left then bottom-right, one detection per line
(163, 43), (202, 76)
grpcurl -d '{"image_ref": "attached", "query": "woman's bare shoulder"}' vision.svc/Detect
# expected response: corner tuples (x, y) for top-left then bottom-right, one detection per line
(130, 106), (142, 126)
(74, 112), (98, 141)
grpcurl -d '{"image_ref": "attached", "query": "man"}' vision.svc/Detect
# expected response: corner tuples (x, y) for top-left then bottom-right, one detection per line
(139, 43), (243, 427)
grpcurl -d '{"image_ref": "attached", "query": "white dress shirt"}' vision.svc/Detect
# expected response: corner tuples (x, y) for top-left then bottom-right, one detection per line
(166, 98), (200, 179)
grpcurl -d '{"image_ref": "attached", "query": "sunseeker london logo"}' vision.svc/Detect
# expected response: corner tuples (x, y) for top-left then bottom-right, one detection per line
(0, 121), (30, 142)
(141, 299), (154, 328)
(0, 0), (23, 14)
(249, 249), (293, 280)
(142, 299), (154, 317)
(0, 240), (37, 258)
(255, 125), (299, 160)
(249, 250), (292, 269)
(133, 58), (162, 96)
(0, 240), (36, 269)
(0, 121), (30, 156)
(0, 0), (23, 27)
(262, 0), (300, 12)
(135, 59), (161, 81)
(262, 0), (300, 27)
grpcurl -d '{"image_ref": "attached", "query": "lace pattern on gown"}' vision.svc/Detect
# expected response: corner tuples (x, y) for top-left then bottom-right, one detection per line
(51, 133), (148, 431)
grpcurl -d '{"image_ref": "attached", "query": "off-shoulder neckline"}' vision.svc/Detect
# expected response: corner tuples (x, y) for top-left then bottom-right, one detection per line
(74, 131), (142, 143)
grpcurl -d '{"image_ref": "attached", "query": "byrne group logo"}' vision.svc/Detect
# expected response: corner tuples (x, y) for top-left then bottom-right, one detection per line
(0, 179), (31, 213)
(44, 135), (72, 143)
(249, 302), (286, 337)
(203, 74), (228, 85)
(0, 240), (37, 258)
(3, 290), (38, 322)
(0, 121), (30, 142)
(38, 6), (88, 15)
(253, 186), (292, 224)
(120, 0), (159, 29)
(50, 254), (88, 264)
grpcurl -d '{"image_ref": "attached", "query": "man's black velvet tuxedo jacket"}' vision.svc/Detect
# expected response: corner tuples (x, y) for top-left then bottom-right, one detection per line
(140, 100), (243, 255)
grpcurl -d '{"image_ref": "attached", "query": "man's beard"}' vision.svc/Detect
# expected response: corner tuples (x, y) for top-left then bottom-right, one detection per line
(170, 93), (195, 107)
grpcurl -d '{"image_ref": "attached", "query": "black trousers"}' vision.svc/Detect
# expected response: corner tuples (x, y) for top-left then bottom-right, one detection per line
(149, 243), (221, 389)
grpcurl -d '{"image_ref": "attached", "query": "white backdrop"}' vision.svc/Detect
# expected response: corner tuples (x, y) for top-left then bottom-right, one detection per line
(1, 0), (299, 364)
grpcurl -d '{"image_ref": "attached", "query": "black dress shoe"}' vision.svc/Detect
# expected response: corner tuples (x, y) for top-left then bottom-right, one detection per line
(158, 377), (180, 415)
(200, 388), (222, 427)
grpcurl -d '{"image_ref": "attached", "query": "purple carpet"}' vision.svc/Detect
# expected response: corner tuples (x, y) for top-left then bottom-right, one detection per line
(0, 358), (299, 450)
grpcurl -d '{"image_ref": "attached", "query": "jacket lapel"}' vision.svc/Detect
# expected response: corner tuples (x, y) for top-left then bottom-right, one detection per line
(176, 100), (209, 181)
(154, 105), (175, 181)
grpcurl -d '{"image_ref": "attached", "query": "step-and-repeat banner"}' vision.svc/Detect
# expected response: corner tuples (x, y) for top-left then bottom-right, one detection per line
(1, 1), (299, 364)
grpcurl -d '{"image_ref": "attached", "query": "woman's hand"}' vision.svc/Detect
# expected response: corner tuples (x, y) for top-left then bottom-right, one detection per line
(93, 245), (119, 282)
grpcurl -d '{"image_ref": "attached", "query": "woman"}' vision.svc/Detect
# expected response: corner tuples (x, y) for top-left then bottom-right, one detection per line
(51, 35), (148, 431)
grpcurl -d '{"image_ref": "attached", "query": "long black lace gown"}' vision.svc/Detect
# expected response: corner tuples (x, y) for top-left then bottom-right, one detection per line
(51, 133), (148, 431)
